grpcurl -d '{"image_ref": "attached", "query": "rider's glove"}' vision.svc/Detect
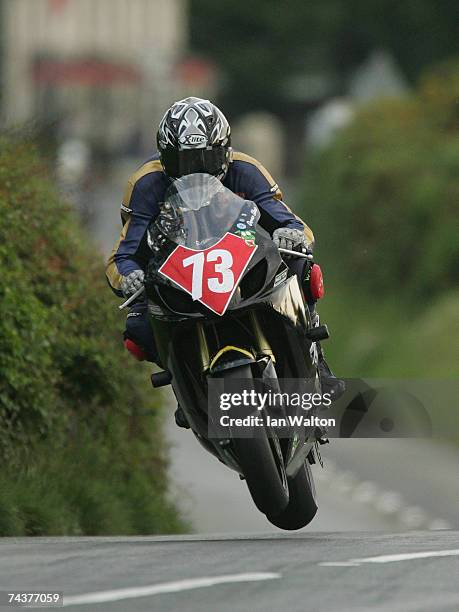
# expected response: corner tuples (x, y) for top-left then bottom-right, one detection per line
(120, 269), (145, 298)
(273, 227), (309, 252)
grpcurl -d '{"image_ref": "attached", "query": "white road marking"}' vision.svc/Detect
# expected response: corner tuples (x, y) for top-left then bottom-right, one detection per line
(319, 549), (459, 567)
(319, 562), (361, 567)
(429, 519), (452, 531)
(352, 549), (459, 564)
(62, 572), (281, 607)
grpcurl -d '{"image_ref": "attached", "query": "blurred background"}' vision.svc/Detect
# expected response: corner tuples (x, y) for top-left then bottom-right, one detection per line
(0, 0), (458, 536)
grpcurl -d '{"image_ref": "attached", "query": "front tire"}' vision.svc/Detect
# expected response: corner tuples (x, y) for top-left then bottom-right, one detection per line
(267, 461), (318, 530)
(219, 365), (289, 517)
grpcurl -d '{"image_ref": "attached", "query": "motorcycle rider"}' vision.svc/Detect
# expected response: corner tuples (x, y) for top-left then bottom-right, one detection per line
(106, 97), (344, 425)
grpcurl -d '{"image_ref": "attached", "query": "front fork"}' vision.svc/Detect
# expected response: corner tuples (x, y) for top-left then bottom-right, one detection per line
(195, 310), (276, 377)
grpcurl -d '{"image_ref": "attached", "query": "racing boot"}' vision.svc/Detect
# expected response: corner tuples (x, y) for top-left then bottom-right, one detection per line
(310, 310), (346, 402)
(317, 350), (346, 401)
(175, 405), (190, 429)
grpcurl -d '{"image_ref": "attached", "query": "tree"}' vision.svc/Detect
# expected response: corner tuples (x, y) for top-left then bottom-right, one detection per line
(190, 0), (459, 117)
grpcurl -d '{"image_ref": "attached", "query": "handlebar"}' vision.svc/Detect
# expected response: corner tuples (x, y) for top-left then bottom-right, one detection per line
(117, 249), (310, 310)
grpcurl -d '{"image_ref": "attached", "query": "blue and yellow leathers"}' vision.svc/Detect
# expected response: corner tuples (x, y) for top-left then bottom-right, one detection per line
(106, 151), (314, 296)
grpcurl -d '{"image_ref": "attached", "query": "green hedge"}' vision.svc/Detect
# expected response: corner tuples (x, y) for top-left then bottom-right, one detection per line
(0, 134), (187, 535)
(297, 61), (459, 382)
(301, 60), (459, 304)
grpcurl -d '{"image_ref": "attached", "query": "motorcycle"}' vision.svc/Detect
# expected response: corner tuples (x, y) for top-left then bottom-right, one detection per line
(124, 173), (330, 530)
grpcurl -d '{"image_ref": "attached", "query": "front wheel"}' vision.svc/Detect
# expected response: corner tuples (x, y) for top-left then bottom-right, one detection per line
(219, 365), (289, 517)
(267, 461), (318, 530)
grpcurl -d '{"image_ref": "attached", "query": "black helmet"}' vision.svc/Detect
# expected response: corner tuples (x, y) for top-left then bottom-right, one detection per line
(157, 97), (231, 179)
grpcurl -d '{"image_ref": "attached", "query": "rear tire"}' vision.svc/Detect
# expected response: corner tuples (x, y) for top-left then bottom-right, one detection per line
(220, 365), (289, 517)
(267, 461), (318, 530)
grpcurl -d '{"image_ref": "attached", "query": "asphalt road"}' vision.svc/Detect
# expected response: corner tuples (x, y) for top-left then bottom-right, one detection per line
(1, 532), (458, 611)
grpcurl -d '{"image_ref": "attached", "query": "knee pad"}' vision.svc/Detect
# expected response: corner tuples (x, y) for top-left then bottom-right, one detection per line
(124, 303), (158, 363)
(124, 338), (147, 361)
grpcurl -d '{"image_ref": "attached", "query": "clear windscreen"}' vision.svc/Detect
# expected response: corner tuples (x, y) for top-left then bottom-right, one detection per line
(155, 173), (260, 249)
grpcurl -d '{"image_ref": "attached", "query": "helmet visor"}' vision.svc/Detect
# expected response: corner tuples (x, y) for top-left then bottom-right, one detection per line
(160, 146), (227, 179)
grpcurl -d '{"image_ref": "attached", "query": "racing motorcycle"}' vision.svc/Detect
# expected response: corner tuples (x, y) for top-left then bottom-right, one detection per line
(126, 174), (331, 530)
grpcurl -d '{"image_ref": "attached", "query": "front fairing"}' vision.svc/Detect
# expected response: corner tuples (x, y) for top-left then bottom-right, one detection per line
(146, 173), (287, 317)
(146, 231), (287, 318)
(149, 173), (260, 251)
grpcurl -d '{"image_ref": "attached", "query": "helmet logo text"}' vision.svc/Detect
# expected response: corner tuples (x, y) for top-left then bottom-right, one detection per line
(178, 134), (207, 147)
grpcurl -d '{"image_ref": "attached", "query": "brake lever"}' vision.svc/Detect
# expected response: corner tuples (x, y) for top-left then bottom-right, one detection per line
(118, 286), (145, 310)
(278, 247), (313, 260)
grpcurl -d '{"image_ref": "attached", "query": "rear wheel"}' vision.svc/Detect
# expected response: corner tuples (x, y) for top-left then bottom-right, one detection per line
(220, 365), (289, 517)
(267, 461), (318, 530)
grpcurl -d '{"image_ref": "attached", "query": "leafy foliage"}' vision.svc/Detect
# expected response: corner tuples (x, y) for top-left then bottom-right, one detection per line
(301, 61), (459, 302)
(296, 62), (459, 390)
(0, 134), (186, 535)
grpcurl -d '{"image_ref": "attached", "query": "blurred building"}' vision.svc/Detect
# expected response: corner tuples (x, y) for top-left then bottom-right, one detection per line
(232, 113), (283, 180)
(2, 0), (188, 153)
(349, 50), (409, 103)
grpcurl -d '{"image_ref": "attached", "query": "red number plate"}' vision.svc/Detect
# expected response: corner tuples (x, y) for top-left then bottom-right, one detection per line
(158, 232), (258, 315)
